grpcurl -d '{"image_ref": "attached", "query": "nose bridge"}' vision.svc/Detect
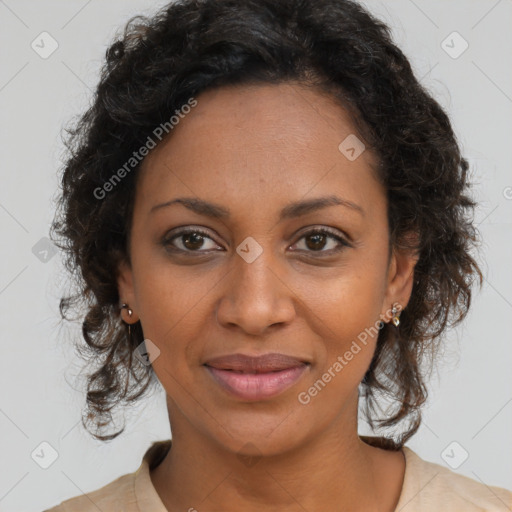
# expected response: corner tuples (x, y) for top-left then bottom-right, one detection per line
(234, 236), (282, 300)
(216, 235), (295, 333)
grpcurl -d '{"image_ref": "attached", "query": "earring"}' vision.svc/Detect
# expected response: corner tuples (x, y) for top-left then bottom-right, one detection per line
(391, 302), (401, 327)
(120, 303), (133, 318)
(120, 303), (133, 340)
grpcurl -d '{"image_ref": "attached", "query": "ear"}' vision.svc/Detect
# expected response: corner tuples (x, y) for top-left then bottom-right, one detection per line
(117, 258), (139, 323)
(380, 231), (420, 322)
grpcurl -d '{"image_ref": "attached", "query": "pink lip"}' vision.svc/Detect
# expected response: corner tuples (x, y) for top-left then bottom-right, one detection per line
(203, 353), (310, 401)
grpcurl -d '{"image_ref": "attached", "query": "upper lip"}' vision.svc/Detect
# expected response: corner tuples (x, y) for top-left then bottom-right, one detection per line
(203, 353), (308, 373)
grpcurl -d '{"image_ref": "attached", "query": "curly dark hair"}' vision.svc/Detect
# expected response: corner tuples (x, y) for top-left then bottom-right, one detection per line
(50, 0), (482, 446)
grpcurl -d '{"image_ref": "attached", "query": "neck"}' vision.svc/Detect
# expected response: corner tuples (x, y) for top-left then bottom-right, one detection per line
(150, 397), (405, 512)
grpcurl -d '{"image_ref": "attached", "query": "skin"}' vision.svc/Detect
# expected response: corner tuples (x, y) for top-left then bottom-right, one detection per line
(117, 82), (418, 512)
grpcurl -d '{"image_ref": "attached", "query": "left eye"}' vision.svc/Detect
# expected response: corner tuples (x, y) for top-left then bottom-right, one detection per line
(290, 229), (349, 253)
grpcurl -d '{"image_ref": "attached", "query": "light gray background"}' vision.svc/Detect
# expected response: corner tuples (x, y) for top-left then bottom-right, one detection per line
(0, 1), (511, 510)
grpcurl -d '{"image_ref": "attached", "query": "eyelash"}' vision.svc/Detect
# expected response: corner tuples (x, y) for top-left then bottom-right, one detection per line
(162, 226), (350, 256)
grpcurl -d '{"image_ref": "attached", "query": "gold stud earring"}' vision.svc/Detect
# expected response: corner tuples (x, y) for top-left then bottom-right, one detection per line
(391, 302), (401, 327)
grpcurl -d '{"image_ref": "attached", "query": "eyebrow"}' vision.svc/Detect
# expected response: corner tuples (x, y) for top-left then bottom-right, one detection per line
(149, 195), (364, 220)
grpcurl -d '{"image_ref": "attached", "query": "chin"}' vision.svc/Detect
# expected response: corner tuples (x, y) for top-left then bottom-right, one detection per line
(202, 409), (315, 458)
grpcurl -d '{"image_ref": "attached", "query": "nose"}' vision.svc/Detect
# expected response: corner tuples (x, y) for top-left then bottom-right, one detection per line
(215, 245), (296, 336)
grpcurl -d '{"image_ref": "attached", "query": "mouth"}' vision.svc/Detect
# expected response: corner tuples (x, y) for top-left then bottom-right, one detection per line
(203, 353), (310, 401)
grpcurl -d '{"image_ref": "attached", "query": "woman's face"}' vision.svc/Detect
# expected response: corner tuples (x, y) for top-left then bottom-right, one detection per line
(118, 82), (417, 456)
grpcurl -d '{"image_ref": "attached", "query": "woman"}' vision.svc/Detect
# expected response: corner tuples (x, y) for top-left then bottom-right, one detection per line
(45, 0), (512, 510)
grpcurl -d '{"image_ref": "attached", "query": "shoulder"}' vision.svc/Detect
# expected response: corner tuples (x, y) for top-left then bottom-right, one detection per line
(42, 439), (171, 512)
(42, 472), (137, 512)
(397, 446), (512, 511)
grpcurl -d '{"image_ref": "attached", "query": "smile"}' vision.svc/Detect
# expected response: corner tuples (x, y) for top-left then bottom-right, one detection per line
(203, 352), (310, 401)
(205, 365), (309, 401)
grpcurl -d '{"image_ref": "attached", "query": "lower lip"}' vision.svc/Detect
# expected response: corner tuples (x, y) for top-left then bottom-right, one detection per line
(205, 365), (309, 401)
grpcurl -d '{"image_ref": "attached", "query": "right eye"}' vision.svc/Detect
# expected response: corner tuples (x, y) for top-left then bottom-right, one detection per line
(162, 228), (224, 253)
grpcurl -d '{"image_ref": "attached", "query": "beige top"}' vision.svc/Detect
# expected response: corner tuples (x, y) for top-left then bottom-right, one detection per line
(44, 438), (512, 511)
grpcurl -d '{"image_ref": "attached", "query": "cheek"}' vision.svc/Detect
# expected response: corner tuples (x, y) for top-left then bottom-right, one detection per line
(133, 269), (238, 399)
(300, 260), (387, 392)
(132, 243), (214, 333)
(295, 300), (382, 415)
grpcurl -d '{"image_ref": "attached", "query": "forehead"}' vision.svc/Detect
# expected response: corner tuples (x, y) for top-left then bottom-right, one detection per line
(164, 82), (371, 155)
(135, 82), (382, 218)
